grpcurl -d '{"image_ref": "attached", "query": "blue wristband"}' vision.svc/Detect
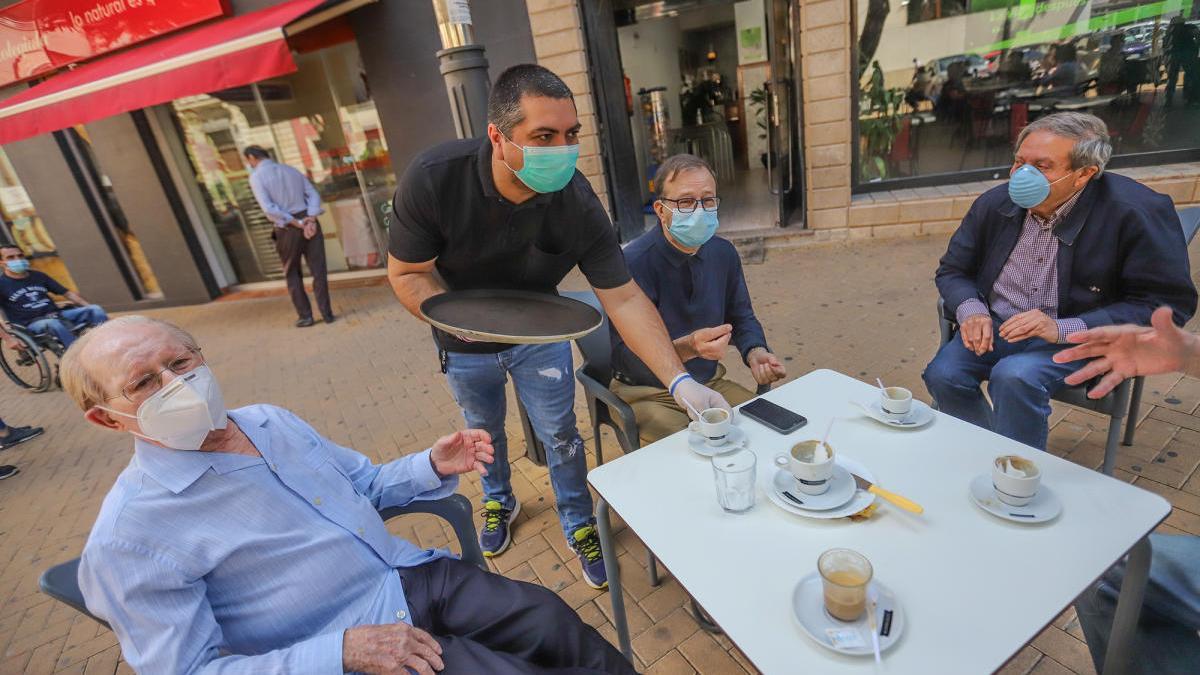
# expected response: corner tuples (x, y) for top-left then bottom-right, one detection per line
(668, 373), (693, 397)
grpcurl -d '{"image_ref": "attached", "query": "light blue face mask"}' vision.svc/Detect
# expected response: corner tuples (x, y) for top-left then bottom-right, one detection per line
(1008, 164), (1076, 209)
(666, 207), (719, 249)
(502, 135), (580, 194)
(5, 259), (29, 274)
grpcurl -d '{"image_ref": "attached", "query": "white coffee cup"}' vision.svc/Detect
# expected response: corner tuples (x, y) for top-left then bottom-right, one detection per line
(881, 386), (913, 419)
(689, 407), (731, 447)
(991, 455), (1041, 506)
(774, 440), (835, 495)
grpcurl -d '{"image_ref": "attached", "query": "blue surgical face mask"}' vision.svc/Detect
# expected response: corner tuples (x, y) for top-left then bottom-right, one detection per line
(5, 259), (29, 274)
(1008, 164), (1077, 209)
(666, 207), (719, 249)
(501, 135), (580, 194)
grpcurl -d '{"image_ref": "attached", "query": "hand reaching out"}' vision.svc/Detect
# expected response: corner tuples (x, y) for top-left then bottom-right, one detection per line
(429, 429), (494, 477)
(1053, 306), (1196, 398)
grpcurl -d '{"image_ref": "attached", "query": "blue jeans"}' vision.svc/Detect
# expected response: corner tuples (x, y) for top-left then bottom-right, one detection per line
(922, 324), (1075, 450)
(1075, 534), (1200, 673)
(443, 342), (591, 541)
(26, 305), (107, 348)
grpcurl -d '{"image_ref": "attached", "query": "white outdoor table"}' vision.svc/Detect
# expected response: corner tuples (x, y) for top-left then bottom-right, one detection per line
(589, 369), (1167, 674)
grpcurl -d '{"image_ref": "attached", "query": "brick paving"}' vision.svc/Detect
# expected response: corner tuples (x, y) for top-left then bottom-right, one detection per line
(2, 233), (1200, 674)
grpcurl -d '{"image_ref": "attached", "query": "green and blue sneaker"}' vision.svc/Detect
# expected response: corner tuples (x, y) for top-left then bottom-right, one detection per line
(571, 525), (608, 590)
(480, 499), (520, 557)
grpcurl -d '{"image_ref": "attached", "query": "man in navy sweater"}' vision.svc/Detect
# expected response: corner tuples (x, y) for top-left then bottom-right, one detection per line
(924, 112), (1197, 450)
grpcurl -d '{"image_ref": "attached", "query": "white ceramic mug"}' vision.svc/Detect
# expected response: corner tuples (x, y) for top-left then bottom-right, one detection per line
(991, 455), (1041, 506)
(881, 386), (913, 419)
(774, 440), (835, 495)
(689, 407), (731, 447)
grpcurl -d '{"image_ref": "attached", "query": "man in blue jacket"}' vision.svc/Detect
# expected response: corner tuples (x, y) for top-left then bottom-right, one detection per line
(924, 112), (1197, 450)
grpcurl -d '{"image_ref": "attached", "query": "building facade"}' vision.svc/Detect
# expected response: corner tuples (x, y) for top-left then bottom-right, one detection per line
(2, 0), (1199, 311)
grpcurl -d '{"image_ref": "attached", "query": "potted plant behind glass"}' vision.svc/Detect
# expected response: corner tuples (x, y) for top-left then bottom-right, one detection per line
(749, 84), (771, 168)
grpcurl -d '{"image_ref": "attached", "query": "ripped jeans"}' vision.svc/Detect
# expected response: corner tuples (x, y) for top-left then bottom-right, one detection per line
(443, 342), (592, 540)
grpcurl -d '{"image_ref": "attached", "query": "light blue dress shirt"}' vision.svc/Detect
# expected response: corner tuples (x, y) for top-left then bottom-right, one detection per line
(78, 404), (458, 674)
(247, 159), (324, 227)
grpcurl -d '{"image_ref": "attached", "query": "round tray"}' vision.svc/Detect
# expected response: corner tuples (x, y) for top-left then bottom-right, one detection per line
(420, 289), (603, 344)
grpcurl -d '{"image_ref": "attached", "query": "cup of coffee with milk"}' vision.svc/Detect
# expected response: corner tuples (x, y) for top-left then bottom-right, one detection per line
(991, 455), (1041, 506)
(880, 386), (912, 420)
(690, 408), (731, 447)
(775, 440), (835, 495)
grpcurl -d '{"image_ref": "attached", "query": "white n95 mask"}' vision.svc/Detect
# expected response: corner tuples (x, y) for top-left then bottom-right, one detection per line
(100, 366), (227, 450)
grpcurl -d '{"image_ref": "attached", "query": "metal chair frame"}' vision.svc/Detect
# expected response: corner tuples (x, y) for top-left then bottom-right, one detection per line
(935, 298), (1140, 476)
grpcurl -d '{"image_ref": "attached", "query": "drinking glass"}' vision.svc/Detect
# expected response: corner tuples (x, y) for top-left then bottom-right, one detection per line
(711, 448), (756, 513)
(818, 548), (873, 622)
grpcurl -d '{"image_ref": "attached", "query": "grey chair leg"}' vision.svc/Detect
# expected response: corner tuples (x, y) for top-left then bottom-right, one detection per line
(647, 552), (660, 587)
(689, 597), (723, 634)
(1122, 377), (1144, 447)
(593, 420), (604, 467)
(1102, 379), (1134, 477)
(1102, 536), (1152, 674)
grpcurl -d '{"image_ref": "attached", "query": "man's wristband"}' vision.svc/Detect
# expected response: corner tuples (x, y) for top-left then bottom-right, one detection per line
(668, 373), (693, 396)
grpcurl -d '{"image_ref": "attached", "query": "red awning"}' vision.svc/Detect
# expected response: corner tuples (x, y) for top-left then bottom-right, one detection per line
(0, 0), (328, 146)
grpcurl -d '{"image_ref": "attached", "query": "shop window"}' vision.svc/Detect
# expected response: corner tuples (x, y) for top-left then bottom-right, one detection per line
(172, 37), (391, 283)
(0, 147), (78, 290)
(67, 126), (163, 298)
(855, 1), (1200, 187)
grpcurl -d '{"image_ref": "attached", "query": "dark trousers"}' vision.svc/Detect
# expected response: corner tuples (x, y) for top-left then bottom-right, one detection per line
(274, 220), (332, 320)
(398, 559), (635, 674)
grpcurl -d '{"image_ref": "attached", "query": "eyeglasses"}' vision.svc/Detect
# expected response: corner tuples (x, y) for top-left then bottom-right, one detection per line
(660, 196), (721, 213)
(106, 349), (204, 405)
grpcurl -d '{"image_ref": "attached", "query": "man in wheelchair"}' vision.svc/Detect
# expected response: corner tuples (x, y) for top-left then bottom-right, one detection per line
(0, 245), (106, 349)
(61, 317), (633, 674)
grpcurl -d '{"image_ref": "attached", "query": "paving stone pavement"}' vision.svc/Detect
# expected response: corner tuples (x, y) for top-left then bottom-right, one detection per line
(2, 233), (1200, 674)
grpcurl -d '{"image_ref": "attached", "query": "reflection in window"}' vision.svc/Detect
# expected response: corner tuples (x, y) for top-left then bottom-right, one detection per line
(172, 37), (392, 283)
(0, 147), (78, 290)
(855, 1), (1200, 184)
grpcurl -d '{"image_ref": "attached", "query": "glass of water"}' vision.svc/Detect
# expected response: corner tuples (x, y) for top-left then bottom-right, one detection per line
(712, 448), (756, 513)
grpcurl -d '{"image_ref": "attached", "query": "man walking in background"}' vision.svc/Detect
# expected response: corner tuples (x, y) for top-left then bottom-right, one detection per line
(243, 146), (334, 328)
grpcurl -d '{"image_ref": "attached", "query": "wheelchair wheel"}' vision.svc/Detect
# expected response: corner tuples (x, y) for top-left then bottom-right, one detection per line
(0, 332), (53, 392)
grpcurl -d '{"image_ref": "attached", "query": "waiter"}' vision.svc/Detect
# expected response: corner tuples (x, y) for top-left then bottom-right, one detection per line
(244, 146), (334, 327)
(388, 64), (729, 590)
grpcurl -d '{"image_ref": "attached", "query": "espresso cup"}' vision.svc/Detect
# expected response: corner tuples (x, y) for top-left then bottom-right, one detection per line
(689, 407), (731, 447)
(774, 440), (835, 495)
(991, 455), (1041, 506)
(880, 386), (913, 419)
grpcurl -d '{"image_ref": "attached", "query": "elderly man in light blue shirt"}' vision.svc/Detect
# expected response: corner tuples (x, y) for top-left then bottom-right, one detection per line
(244, 145), (334, 328)
(60, 316), (633, 674)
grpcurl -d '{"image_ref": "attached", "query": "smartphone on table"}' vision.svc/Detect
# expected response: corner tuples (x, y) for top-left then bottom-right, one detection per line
(739, 398), (808, 434)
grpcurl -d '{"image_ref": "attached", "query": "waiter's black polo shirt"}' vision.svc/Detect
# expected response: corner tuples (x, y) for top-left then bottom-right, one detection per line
(390, 137), (631, 353)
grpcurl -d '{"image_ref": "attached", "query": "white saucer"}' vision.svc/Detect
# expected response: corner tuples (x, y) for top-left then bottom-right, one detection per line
(687, 425), (747, 457)
(969, 474), (1062, 524)
(765, 455), (877, 520)
(792, 572), (905, 656)
(770, 464), (857, 511)
(855, 399), (935, 429)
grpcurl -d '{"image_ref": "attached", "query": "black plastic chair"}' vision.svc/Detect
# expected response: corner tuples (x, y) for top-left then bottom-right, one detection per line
(935, 298), (1139, 476)
(39, 494), (484, 629)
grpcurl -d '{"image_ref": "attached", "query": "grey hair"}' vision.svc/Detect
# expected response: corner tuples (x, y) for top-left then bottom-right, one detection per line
(60, 315), (200, 411)
(1015, 112), (1112, 175)
(487, 64), (574, 137)
(654, 154), (716, 195)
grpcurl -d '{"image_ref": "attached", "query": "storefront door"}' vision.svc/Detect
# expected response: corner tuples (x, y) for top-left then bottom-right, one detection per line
(596, 0), (804, 234)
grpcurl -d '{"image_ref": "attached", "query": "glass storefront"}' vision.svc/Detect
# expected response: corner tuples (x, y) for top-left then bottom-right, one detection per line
(67, 125), (164, 298)
(172, 36), (393, 283)
(855, 1), (1200, 185)
(0, 147), (78, 290)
